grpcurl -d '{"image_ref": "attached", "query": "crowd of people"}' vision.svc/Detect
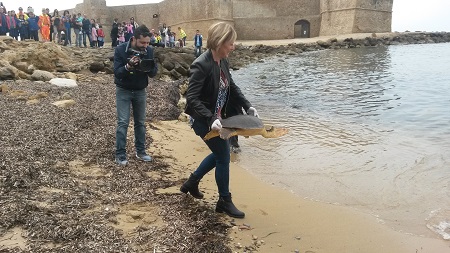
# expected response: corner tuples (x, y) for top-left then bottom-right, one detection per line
(110, 20), (190, 49)
(0, 3), (194, 50)
(0, 4), (106, 47)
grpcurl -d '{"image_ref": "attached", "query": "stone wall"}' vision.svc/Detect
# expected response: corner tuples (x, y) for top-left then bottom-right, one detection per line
(158, 0), (234, 41)
(65, 0), (392, 43)
(320, 0), (393, 36)
(233, 0), (322, 40)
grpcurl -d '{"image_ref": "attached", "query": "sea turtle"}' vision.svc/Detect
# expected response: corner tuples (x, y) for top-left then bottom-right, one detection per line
(203, 115), (289, 140)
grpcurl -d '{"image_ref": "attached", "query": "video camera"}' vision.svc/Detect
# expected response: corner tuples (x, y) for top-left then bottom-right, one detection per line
(127, 48), (155, 72)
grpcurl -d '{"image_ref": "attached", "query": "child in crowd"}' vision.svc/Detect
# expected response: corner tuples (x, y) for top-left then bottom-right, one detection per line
(117, 24), (125, 44)
(155, 32), (162, 44)
(27, 11), (39, 41)
(169, 32), (175, 48)
(18, 14), (29, 40)
(125, 21), (133, 42)
(97, 25), (105, 48)
(91, 20), (97, 47)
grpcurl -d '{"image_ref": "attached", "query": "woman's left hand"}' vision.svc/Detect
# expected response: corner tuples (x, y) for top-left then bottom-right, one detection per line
(247, 107), (259, 118)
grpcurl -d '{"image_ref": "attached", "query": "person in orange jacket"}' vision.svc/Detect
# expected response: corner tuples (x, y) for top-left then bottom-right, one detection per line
(38, 8), (50, 41)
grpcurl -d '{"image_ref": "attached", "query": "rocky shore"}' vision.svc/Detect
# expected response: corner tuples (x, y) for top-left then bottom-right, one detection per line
(1, 32), (449, 252)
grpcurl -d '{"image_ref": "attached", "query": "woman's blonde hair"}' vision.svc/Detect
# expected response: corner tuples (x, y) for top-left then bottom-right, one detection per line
(206, 22), (237, 50)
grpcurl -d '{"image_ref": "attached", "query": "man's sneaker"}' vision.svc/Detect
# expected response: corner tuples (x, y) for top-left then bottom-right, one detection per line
(136, 153), (152, 162)
(115, 156), (128, 166)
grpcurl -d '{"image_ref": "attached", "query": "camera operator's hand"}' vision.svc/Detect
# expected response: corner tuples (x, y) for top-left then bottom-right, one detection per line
(126, 56), (140, 70)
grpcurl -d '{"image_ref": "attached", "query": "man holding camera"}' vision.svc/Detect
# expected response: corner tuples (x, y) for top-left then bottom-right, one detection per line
(114, 25), (158, 166)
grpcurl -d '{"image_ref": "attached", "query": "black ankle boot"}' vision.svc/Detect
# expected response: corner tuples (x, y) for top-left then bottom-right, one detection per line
(215, 194), (245, 218)
(180, 173), (204, 199)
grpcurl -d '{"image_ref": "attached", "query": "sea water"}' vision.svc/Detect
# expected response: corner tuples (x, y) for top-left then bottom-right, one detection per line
(232, 43), (450, 240)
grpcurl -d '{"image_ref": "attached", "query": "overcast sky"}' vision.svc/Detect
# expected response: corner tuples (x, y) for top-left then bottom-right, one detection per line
(2, 0), (449, 32)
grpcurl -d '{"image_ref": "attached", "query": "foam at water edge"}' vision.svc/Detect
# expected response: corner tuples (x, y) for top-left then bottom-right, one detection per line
(426, 209), (450, 240)
(426, 221), (450, 240)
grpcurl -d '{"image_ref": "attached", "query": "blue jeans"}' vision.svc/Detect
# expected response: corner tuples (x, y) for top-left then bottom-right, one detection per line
(74, 28), (80, 46)
(192, 119), (230, 197)
(115, 87), (147, 157)
(195, 46), (202, 57)
(64, 27), (72, 45)
(82, 30), (91, 47)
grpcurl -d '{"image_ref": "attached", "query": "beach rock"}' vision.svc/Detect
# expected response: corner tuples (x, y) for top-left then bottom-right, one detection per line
(26, 99), (40, 105)
(28, 92), (49, 100)
(178, 113), (189, 122)
(0, 61), (20, 80)
(177, 97), (186, 110)
(65, 72), (78, 81)
(49, 78), (78, 88)
(32, 70), (55, 81)
(90, 61), (105, 72)
(52, 99), (76, 108)
(0, 84), (9, 93)
(61, 92), (72, 100)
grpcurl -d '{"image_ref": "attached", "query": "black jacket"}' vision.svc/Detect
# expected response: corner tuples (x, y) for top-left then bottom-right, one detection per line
(185, 50), (251, 124)
(114, 40), (158, 90)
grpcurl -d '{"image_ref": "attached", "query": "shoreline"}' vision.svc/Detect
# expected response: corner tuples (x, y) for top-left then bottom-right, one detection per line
(150, 120), (450, 253)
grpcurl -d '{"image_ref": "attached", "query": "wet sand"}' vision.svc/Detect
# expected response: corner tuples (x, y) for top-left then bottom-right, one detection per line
(149, 120), (449, 253)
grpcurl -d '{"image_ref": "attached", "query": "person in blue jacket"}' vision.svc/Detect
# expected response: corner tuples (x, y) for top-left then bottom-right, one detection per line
(27, 11), (40, 41)
(193, 29), (203, 58)
(113, 25), (158, 166)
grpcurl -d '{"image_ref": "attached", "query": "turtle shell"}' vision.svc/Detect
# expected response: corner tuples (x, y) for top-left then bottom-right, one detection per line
(220, 115), (264, 129)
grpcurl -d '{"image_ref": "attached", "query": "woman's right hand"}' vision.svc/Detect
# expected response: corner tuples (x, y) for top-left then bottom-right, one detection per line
(211, 119), (222, 131)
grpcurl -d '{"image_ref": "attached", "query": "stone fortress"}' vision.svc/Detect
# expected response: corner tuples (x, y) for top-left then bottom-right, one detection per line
(70, 0), (393, 41)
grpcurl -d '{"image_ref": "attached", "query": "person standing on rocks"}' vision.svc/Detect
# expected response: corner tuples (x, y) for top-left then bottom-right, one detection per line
(193, 29), (203, 58)
(0, 7), (7, 36)
(110, 18), (119, 48)
(181, 22), (259, 219)
(178, 26), (186, 47)
(27, 11), (39, 41)
(113, 25), (158, 166)
(81, 14), (92, 47)
(38, 8), (50, 42)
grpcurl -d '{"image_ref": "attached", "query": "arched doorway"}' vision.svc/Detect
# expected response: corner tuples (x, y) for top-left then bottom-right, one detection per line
(294, 20), (310, 38)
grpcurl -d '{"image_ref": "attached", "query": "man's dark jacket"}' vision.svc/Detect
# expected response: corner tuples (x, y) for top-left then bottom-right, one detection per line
(185, 49), (251, 125)
(114, 40), (158, 90)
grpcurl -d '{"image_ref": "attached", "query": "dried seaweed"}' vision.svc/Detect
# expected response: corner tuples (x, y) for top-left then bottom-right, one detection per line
(0, 75), (231, 252)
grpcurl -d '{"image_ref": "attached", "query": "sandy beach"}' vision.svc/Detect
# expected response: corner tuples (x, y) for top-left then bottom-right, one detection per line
(149, 120), (449, 253)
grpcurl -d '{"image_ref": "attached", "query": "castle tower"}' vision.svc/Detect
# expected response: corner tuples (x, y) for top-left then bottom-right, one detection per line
(320, 0), (393, 36)
(82, 0), (109, 25)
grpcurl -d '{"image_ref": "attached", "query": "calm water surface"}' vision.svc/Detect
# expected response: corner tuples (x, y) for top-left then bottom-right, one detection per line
(232, 43), (450, 240)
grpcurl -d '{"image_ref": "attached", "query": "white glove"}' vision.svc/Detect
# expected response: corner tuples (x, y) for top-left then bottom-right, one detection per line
(211, 119), (222, 131)
(247, 107), (259, 118)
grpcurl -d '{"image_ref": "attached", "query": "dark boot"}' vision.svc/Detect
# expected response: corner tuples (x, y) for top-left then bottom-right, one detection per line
(180, 173), (204, 199)
(215, 194), (245, 218)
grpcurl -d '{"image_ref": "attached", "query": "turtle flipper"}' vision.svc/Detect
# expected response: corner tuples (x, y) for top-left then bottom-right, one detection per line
(203, 130), (219, 140)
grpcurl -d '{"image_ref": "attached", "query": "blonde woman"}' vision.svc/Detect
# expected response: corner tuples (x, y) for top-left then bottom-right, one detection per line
(181, 22), (259, 218)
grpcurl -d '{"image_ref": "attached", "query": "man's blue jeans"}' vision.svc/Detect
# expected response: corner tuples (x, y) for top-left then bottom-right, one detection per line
(191, 119), (230, 197)
(82, 30), (92, 47)
(115, 87), (147, 157)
